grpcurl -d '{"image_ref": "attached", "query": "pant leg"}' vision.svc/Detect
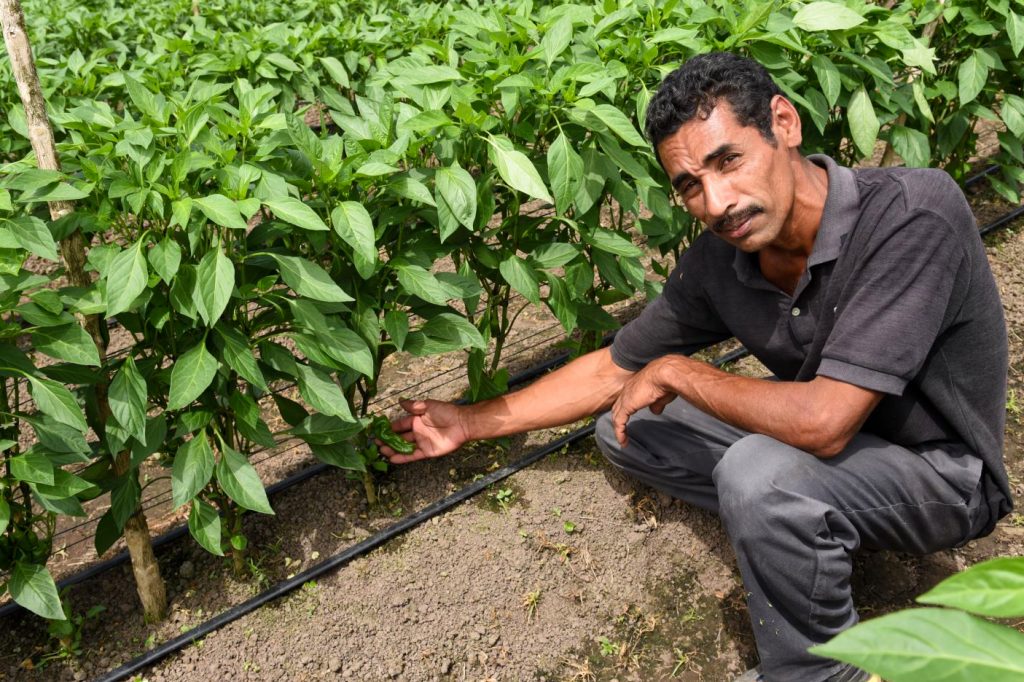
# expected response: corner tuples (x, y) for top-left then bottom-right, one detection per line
(714, 432), (989, 682)
(594, 399), (989, 682)
(594, 397), (748, 513)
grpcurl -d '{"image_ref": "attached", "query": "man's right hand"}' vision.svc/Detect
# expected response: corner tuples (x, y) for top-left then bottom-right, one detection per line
(381, 398), (470, 464)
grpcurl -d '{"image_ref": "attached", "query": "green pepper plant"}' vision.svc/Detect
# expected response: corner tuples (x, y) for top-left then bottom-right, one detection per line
(0, 173), (97, 622)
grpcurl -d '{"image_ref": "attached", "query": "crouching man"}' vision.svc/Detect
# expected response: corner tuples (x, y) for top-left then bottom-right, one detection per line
(379, 52), (1011, 682)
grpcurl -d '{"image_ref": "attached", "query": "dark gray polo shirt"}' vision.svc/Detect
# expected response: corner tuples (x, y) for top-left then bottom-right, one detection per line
(612, 155), (1011, 530)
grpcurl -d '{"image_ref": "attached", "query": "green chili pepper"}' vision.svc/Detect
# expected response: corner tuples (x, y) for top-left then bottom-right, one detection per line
(371, 416), (414, 454)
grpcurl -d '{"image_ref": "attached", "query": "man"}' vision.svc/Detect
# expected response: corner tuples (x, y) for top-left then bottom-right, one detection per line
(380, 52), (1011, 681)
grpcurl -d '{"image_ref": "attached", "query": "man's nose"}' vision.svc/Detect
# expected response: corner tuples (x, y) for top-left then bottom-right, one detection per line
(703, 178), (737, 220)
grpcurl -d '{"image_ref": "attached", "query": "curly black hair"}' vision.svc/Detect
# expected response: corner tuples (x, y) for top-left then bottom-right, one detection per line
(645, 52), (783, 152)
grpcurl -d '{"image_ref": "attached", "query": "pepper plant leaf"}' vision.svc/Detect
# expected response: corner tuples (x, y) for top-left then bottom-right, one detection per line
(215, 445), (274, 514)
(214, 323), (268, 391)
(499, 256), (541, 305)
(330, 201), (377, 278)
(547, 131), (584, 215)
(188, 499), (224, 556)
(395, 264), (461, 305)
(31, 323), (101, 367)
(435, 163), (477, 241)
(263, 197), (329, 231)
(917, 557), (1024, 617)
(194, 194), (248, 230)
(486, 135), (553, 203)
(172, 433), (215, 509)
(109, 356), (148, 443)
(10, 450), (54, 486)
(25, 375), (87, 432)
(847, 86), (879, 159)
(587, 104), (647, 148)
(9, 562), (65, 621)
(808, 608), (1024, 682)
(295, 363), (355, 421)
(263, 253), (354, 303)
(958, 53), (988, 106)
(167, 341), (219, 411)
(148, 237), (182, 284)
(194, 246), (234, 326)
(105, 241), (148, 317)
(792, 2), (866, 31)
(5, 216), (59, 262)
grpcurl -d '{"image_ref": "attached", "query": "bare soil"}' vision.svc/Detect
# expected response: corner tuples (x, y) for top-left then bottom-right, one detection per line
(1, 197), (1023, 682)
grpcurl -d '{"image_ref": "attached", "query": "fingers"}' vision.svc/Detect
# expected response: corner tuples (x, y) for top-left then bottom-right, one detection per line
(381, 449), (427, 465)
(399, 398), (429, 415)
(611, 397), (631, 449)
(650, 393), (674, 415)
(391, 413), (416, 434)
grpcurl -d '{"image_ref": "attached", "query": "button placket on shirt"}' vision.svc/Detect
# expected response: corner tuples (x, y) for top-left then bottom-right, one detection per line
(787, 295), (818, 346)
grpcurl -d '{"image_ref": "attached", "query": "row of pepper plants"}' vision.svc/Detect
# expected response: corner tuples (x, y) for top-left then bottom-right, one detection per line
(0, 0), (1021, 655)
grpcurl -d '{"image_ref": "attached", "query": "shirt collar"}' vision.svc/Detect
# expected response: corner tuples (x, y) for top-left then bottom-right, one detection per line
(806, 153), (859, 267)
(731, 153), (860, 286)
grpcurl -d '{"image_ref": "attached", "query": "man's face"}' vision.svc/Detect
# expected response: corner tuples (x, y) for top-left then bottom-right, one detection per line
(655, 98), (799, 253)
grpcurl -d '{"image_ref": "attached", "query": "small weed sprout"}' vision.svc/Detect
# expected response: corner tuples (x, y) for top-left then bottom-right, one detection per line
(494, 487), (516, 511)
(43, 598), (106, 663)
(671, 648), (691, 677)
(681, 606), (704, 623)
(1007, 388), (1022, 421)
(522, 588), (542, 622)
(597, 636), (619, 657)
(246, 557), (271, 594)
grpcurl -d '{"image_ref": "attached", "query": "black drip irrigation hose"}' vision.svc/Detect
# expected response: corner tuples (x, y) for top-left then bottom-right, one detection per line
(95, 421), (597, 682)
(965, 164), (999, 188)
(980, 204), (1024, 236)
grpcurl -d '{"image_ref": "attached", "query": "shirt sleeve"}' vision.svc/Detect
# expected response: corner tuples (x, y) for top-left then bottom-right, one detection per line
(611, 238), (732, 371)
(817, 205), (969, 395)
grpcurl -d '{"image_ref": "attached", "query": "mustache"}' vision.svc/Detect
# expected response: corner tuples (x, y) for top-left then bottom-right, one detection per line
(710, 206), (764, 234)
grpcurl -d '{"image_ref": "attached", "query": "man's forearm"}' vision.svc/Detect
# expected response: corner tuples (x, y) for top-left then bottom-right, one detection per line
(460, 346), (632, 441)
(645, 355), (881, 456)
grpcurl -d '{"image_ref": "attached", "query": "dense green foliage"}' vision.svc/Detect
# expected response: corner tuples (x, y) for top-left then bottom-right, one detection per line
(0, 0), (1021, 630)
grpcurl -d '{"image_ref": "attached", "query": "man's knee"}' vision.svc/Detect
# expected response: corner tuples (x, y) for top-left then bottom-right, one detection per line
(714, 434), (816, 518)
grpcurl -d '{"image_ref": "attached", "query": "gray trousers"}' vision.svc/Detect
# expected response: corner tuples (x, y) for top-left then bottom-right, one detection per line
(594, 398), (991, 682)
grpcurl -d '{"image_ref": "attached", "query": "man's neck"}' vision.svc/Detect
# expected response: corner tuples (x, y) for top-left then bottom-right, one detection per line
(758, 156), (830, 294)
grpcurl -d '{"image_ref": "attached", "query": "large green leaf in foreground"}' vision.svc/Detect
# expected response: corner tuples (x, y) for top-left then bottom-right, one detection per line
(917, 557), (1024, 617)
(809, 608), (1024, 682)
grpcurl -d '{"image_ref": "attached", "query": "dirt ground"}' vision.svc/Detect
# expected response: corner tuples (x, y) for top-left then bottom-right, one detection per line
(1, 197), (1023, 681)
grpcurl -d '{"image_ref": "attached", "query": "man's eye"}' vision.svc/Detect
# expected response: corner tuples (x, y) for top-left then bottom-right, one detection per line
(681, 180), (699, 195)
(722, 154), (739, 167)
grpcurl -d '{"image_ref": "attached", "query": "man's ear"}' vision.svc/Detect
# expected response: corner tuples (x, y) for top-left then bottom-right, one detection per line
(770, 95), (803, 149)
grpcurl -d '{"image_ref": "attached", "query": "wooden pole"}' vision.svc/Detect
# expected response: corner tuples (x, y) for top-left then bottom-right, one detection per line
(1, 0), (167, 623)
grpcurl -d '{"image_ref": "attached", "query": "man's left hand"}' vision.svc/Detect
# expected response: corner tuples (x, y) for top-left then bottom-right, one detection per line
(610, 356), (680, 447)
